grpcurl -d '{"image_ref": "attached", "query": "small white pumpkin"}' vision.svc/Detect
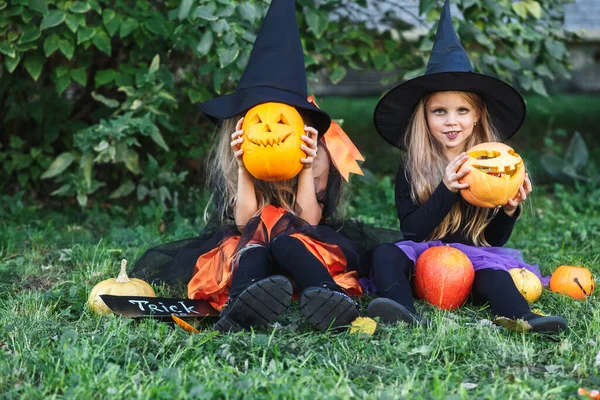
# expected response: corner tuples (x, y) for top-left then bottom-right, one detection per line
(88, 259), (156, 315)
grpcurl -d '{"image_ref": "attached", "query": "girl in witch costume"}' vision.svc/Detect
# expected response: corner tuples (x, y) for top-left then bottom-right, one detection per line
(365, 0), (567, 334)
(133, 0), (366, 333)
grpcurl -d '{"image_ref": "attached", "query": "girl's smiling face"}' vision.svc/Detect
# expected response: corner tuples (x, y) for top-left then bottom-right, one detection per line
(425, 91), (479, 156)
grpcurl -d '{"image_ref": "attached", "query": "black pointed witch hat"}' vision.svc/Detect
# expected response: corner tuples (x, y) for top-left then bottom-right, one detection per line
(198, 0), (331, 136)
(373, 0), (526, 149)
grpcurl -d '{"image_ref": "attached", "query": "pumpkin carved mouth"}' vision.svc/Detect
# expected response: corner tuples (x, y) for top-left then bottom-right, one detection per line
(247, 113), (294, 147)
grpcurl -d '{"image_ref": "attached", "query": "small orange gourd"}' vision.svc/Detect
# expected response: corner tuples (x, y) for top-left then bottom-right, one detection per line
(549, 265), (595, 300)
(458, 142), (525, 208)
(88, 259), (156, 315)
(241, 102), (306, 181)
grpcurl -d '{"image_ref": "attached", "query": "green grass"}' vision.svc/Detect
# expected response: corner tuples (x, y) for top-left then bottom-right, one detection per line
(1, 179), (600, 399)
(320, 94), (600, 177)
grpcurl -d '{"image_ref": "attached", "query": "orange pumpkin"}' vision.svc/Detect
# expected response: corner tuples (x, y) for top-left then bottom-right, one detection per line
(509, 268), (542, 303)
(414, 246), (474, 310)
(458, 142), (525, 208)
(241, 102), (306, 181)
(549, 265), (595, 300)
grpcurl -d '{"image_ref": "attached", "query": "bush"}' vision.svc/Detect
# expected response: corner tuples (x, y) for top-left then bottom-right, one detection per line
(0, 0), (576, 209)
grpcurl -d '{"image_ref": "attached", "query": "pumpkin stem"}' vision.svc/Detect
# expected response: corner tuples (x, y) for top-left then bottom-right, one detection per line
(115, 259), (131, 283)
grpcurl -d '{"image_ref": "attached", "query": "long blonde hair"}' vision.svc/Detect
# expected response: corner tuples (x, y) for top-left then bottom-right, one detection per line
(403, 91), (502, 246)
(203, 113), (345, 224)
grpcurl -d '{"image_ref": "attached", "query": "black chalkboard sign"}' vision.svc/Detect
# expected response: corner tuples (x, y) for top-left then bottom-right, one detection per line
(100, 295), (219, 319)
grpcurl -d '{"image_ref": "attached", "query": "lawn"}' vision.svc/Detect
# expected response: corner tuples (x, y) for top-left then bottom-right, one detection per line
(1, 176), (599, 398)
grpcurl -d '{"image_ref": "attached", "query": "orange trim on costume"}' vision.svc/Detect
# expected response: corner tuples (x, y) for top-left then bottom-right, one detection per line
(188, 205), (362, 310)
(307, 95), (364, 181)
(188, 236), (240, 311)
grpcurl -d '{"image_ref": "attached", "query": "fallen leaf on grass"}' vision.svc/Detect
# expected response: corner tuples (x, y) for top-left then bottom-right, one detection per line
(595, 350), (600, 367)
(171, 315), (199, 334)
(408, 345), (433, 356)
(349, 317), (377, 335)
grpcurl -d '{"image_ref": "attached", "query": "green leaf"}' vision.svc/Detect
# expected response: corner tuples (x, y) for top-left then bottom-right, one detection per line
(196, 31), (213, 55)
(40, 10), (65, 30)
(58, 38), (74, 59)
(109, 180), (136, 199)
(194, 5), (218, 21)
(150, 128), (170, 151)
(217, 44), (239, 68)
(77, 194), (88, 207)
(69, 2), (91, 13)
(149, 54), (160, 74)
(77, 27), (96, 44)
(238, 3), (257, 23)
(43, 34), (60, 56)
(91, 91), (119, 108)
(119, 17), (138, 38)
(212, 68), (226, 94)
(94, 69), (116, 87)
(4, 55), (21, 73)
(512, 2), (528, 19)
(55, 73), (70, 94)
(544, 39), (566, 60)
(535, 65), (554, 80)
(419, 0), (437, 15)
(64, 14), (80, 33)
(565, 132), (588, 171)
(304, 8), (328, 39)
(103, 9), (120, 36)
(524, 0), (542, 19)
(41, 152), (75, 179)
(92, 29), (111, 56)
(329, 66), (346, 85)
(0, 42), (16, 58)
(24, 53), (44, 81)
(18, 27), (41, 44)
(30, 0), (48, 14)
(124, 149), (140, 175)
(178, 0), (194, 20)
(532, 79), (548, 97)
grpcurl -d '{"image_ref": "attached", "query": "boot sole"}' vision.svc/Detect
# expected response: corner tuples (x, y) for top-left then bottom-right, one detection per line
(366, 297), (420, 325)
(215, 275), (293, 333)
(300, 287), (360, 331)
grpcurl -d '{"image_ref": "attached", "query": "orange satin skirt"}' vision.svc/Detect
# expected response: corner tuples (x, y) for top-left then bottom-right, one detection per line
(187, 205), (362, 310)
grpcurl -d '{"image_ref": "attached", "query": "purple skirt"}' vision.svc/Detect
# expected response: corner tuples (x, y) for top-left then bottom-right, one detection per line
(359, 240), (550, 295)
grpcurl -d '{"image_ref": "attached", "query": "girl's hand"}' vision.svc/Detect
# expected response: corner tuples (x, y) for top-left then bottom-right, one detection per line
(230, 117), (245, 169)
(503, 173), (532, 216)
(300, 125), (318, 169)
(443, 152), (471, 193)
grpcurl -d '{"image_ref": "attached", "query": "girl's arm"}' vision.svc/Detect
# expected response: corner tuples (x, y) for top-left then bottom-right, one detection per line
(231, 117), (259, 229)
(396, 153), (469, 240)
(296, 126), (322, 225)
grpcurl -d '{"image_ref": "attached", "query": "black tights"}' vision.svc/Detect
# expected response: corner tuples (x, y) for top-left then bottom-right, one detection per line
(229, 236), (337, 298)
(372, 243), (532, 319)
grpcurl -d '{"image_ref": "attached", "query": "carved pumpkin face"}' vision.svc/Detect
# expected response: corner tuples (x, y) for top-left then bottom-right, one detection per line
(458, 142), (525, 208)
(241, 102), (305, 181)
(550, 265), (595, 300)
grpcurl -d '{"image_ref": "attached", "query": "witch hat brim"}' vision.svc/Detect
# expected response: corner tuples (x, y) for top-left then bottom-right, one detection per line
(199, 86), (331, 137)
(373, 0), (525, 149)
(198, 0), (331, 136)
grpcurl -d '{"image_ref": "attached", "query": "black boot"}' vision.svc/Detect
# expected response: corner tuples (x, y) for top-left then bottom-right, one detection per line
(494, 313), (568, 334)
(367, 297), (424, 325)
(299, 284), (360, 331)
(215, 275), (293, 333)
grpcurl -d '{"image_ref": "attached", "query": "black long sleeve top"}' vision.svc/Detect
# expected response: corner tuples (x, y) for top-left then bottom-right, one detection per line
(395, 165), (520, 247)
